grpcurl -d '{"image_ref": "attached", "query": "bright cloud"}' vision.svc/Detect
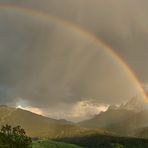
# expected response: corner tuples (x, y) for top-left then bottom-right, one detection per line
(45, 99), (109, 122)
(17, 105), (44, 116)
(16, 99), (109, 122)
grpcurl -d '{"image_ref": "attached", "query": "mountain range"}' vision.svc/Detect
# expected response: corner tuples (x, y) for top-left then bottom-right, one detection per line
(0, 105), (111, 138)
(78, 95), (148, 137)
(0, 95), (148, 139)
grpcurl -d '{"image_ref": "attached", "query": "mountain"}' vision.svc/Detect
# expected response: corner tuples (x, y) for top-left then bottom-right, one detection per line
(135, 127), (148, 138)
(117, 110), (148, 136)
(0, 105), (112, 138)
(78, 108), (135, 133)
(1, 95), (148, 139)
(1, 105), (148, 148)
(78, 96), (148, 137)
(119, 95), (148, 112)
(96, 109), (148, 137)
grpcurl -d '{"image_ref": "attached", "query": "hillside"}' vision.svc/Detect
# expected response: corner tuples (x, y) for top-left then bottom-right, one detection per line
(32, 140), (82, 148)
(78, 97), (148, 137)
(0, 106), (111, 138)
(1, 104), (148, 147)
(106, 106), (148, 137)
(1, 97), (148, 141)
(78, 109), (134, 129)
(116, 110), (148, 136)
(56, 134), (148, 148)
(135, 127), (148, 138)
(119, 95), (148, 112)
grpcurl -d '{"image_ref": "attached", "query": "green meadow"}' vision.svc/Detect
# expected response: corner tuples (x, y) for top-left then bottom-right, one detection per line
(32, 140), (82, 148)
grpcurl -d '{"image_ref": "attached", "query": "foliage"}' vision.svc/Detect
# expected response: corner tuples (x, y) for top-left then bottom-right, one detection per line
(0, 124), (32, 148)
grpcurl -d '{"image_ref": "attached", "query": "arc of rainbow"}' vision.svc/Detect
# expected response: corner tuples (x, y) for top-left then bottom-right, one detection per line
(0, 3), (147, 102)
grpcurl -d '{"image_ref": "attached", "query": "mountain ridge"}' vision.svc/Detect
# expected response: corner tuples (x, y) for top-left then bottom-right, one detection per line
(0, 105), (113, 138)
(78, 96), (148, 137)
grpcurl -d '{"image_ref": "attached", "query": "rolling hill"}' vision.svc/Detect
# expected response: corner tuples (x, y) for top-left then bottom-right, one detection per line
(1, 104), (148, 148)
(0, 105), (112, 138)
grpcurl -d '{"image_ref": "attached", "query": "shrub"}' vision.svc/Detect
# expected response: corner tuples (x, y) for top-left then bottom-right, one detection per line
(0, 124), (32, 148)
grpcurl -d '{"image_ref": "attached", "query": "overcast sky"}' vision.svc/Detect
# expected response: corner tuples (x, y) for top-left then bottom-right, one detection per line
(17, 0), (148, 82)
(0, 1), (148, 121)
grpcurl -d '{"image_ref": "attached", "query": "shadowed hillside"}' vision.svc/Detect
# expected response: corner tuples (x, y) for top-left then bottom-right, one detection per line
(78, 97), (148, 137)
(56, 134), (148, 148)
(78, 109), (134, 129)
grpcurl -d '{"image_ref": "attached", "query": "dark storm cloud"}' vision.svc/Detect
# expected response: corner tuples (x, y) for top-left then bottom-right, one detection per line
(0, 1), (147, 121)
(5, 0), (148, 82)
(0, 8), (141, 109)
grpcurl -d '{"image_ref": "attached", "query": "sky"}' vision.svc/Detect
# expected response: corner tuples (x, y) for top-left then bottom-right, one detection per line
(0, 1), (148, 121)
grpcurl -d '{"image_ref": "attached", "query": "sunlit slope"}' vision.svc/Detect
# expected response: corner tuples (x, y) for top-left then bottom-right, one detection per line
(0, 106), (112, 138)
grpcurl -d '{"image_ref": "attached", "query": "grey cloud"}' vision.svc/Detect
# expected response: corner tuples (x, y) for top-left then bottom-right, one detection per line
(6, 0), (148, 82)
(0, 1), (147, 121)
(0, 8), (141, 110)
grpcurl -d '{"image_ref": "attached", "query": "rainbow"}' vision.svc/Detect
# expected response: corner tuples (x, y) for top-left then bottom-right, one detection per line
(0, 3), (147, 102)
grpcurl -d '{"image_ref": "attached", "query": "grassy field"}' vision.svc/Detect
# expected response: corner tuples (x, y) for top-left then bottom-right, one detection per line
(32, 140), (82, 148)
(56, 134), (148, 148)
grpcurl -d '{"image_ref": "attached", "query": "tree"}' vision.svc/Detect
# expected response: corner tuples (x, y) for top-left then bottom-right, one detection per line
(0, 124), (32, 148)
